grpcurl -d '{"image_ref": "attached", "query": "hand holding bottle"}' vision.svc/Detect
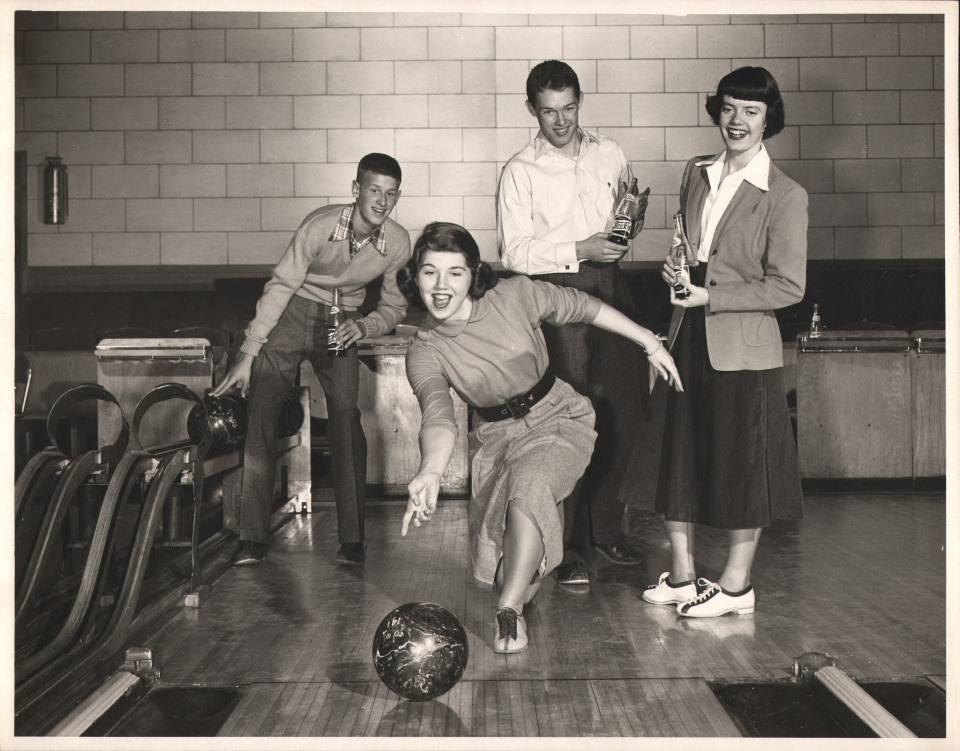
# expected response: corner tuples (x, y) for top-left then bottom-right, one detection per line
(661, 254), (709, 308)
(576, 231), (632, 263)
(327, 289), (350, 356)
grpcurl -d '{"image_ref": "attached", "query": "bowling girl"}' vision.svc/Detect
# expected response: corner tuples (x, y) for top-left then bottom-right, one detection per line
(397, 222), (682, 654)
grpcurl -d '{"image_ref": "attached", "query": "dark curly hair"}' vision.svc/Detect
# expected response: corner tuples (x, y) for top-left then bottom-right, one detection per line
(397, 222), (498, 309)
(705, 66), (785, 139)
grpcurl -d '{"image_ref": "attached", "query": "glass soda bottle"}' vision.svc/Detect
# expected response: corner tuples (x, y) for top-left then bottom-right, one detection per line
(809, 304), (822, 339)
(608, 177), (641, 247)
(670, 211), (695, 300)
(327, 289), (347, 356)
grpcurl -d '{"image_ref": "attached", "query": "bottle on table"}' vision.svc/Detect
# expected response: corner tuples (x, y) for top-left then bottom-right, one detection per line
(809, 304), (822, 339)
(327, 289), (347, 357)
(670, 211), (695, 300)
(608, 178), (646, 247)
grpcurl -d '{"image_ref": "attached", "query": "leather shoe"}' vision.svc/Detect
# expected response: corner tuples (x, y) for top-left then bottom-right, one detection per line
(641, 571), (698, 605)
(556, 560), (590, 585)
(234, 540), (264, 566)
(336, 542), (365, 565)
(677, 579), (755, 618)
(594, 540), (643, 566)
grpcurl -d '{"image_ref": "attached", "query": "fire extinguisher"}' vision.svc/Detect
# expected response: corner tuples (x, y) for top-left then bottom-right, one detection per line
(44, 155), (68, 225)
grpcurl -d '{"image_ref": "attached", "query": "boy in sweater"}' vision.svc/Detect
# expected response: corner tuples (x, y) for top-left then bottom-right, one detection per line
(213, 153), (411, 566)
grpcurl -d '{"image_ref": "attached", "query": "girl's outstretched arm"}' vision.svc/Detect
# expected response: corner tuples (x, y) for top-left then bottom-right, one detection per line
(590, 303), (684, 391)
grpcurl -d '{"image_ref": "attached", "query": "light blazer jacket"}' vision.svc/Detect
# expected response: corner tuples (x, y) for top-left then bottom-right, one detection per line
(667, 154), (808, 371)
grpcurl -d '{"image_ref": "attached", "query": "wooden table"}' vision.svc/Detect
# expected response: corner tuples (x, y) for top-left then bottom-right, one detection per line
(910, 330), (946, 477)
(796, 330), (913, 479)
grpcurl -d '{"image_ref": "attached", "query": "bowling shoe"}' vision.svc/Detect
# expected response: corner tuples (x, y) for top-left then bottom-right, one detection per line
(676, 579), (755, 618)
(336, 542), (365, 565)
(234, 541), (264, 566)
(641, 571), (698, 606)
(493, 607), (528, 654)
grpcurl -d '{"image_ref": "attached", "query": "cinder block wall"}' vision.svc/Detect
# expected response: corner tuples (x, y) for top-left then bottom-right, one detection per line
(15, 11), (945, 268)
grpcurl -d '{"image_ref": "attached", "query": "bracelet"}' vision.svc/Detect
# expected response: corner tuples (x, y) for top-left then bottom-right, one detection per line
(645, 343), (663, 358)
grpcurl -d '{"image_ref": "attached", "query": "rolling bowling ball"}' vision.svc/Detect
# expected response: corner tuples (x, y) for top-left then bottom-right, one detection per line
(372, 602), (468, 701)
(186, 393), (247, 452)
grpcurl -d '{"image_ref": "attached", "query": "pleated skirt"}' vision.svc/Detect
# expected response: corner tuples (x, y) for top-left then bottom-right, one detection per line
(655, 269), (803, 529)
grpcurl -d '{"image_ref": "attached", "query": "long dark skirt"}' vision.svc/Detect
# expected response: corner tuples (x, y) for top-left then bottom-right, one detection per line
(653, 286), (803, 529)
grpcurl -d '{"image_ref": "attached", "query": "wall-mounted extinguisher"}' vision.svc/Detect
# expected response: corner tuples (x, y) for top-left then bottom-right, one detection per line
(44, 155), (68, 225)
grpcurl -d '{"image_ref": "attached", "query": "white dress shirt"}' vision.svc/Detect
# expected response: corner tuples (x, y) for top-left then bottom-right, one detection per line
(497, 129), (631, 275)
(697, 144), (771, 263)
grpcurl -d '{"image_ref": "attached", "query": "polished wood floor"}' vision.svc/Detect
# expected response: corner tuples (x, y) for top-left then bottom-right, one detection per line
(146, 490), (947, 738)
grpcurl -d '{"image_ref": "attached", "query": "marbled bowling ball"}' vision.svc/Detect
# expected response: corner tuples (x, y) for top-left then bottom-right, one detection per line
(186, 394), (247, 452)
(372, 602), (468, 701)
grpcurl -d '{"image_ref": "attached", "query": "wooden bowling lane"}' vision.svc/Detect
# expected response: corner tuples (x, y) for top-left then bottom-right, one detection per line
(145, 492), (946, 737)
(215, 677), (739, 737)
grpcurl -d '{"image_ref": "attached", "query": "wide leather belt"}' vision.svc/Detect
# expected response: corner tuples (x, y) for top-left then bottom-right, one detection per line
(475, 370), (556, 422)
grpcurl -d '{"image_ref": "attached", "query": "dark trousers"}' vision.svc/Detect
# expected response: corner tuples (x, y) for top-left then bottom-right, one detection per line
(239, 296), (366, 546)
(536, 263), (647, 550)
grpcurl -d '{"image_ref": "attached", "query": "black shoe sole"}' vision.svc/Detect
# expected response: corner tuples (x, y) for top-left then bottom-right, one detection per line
(337, 543), (364, 565)
(594, 546), (643, 566)
(556, 562), (590, 585)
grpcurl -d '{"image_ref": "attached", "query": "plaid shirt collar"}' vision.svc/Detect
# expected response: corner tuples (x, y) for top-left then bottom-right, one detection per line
(329, 204), (388, 256)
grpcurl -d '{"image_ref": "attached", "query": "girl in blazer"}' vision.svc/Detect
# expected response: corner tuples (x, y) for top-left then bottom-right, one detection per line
(641, 67), (808, 618)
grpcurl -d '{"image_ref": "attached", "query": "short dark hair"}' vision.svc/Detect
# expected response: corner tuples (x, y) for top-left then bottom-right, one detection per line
(397, 222), (498, 309)
(526, 60), (581, 106)
(356, 152), (402, 184)
(705, 66), (785, 139)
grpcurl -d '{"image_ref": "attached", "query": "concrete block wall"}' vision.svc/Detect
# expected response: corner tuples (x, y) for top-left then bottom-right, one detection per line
(15, 10), (947, 268)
